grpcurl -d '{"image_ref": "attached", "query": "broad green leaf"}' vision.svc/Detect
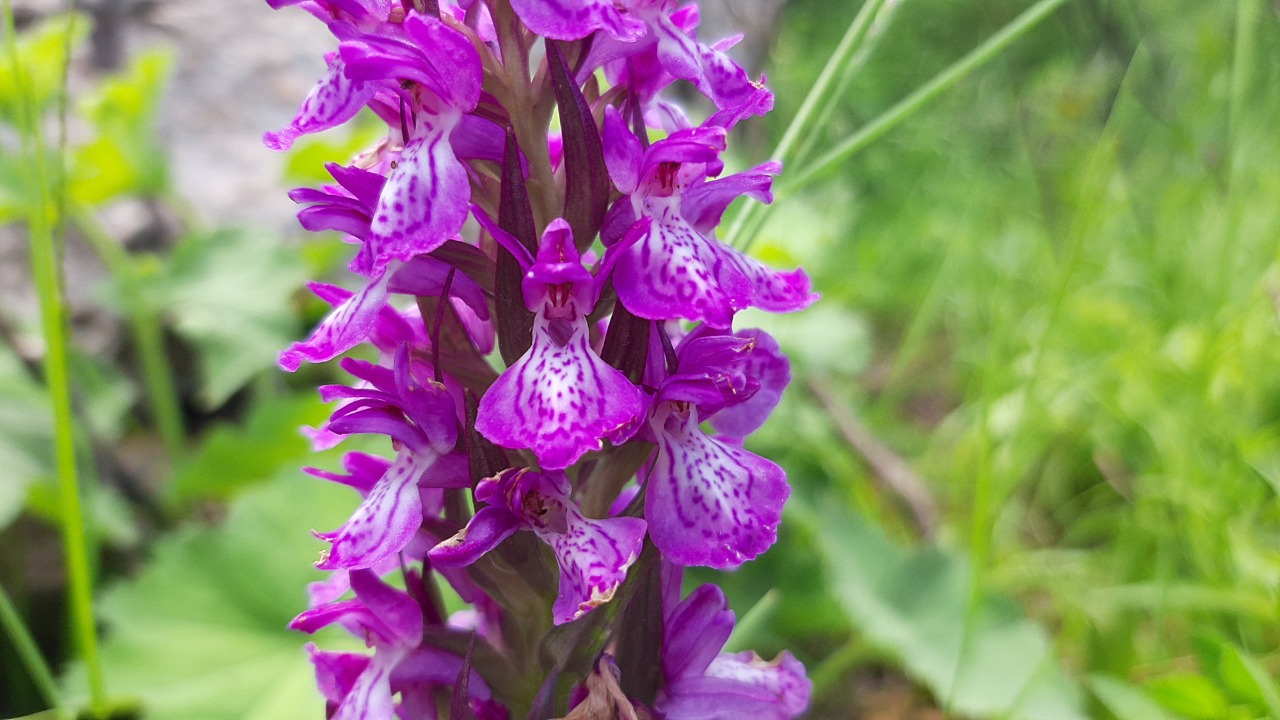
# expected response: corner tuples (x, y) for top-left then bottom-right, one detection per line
(811, 499), (1085, 720)
(0, 14), (88, 125)
(1088, 675), (1180, 720)
(1145, 674), (1230, 720)
(116, 228), (307, 408)
(64, 471), (360, 720)
(1218, 643), (1280, 718)
(70, 50), (172, 204)
(169, 393), (330, 507)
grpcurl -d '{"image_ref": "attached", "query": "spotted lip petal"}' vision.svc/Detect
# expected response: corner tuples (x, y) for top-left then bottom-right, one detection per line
(264, 54), (377, 151)
(477, 314), (644, 469)
(645, 404), (788, 569)
(315, 448), (434, 570)
(353, 124), (471, 277)
(613, 207), (750, 328)
(430, 470), (646, 625)
(509, 0), (646, 41)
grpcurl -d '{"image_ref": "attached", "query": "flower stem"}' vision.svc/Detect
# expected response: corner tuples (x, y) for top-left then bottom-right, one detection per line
(1, 3), (108, 712)
(725, 0), (890, 251)
(784, 0), (1071, 193)
(0, 582), (63, 712)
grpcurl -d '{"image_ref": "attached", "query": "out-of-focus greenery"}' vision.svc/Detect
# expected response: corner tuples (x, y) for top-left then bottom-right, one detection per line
(0, 1), (1278, 719)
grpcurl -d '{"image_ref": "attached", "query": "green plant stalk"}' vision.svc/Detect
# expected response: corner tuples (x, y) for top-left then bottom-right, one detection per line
(2, 3), (108, 711)
(0, 582), (63, 712)
(724, 0), (889, 251)
(72, 207), (186, 462)
(783, 0), (1071, 194)
(1217, 0), (1262, 303)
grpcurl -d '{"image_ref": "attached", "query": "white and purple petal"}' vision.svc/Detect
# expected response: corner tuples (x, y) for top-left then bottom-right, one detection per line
(645, 405), (789, 569)
(544, 513), (646, 624)
(709, 329), (790, 439)
(265, 54), (376, 151)
(353, 123), (470, 277)
(316, 448), (434, 570)
(476, 316), (644, 469)
(279, 273), (391, 372)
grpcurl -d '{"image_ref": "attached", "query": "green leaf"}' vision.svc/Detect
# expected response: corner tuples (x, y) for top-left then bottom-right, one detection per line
(70, 49), (172, 204)
(1088, 675), (1180, 720)
(64, 471), (361, 719)
(1145, 674), (1230, 719)
(1218, 643), (1280, 718)
(125, 228), (307, 408)
(810, 499), (1085, 720)
(169, 393), (330, 507)
(0, 347), (53, 529)
(0, 14), (88, 125)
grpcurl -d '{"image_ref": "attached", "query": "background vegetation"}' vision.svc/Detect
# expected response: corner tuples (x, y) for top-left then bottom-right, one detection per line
(1, 0), (1278, 718)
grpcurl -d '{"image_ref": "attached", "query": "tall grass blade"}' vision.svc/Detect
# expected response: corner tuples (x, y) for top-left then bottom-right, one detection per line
(784, 0), (1071, 194)
(1, 1), (107, 711)
(725, 0), (890, 251)
(0, 582), (63, 711)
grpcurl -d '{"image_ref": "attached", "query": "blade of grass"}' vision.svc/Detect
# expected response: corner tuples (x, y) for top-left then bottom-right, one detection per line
(783, 0), (1071, 194)
(0, 582), (63, 712)
(724, 0), (891, 251)
(1, 2), (107, 712)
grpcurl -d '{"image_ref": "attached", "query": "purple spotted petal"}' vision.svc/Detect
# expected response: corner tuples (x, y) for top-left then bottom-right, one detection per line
(720, 244), (818, 315)
(613, 209), (750, 328)
(509, 0), (646, 40)
(353, 125), (470, 276)
(265, 54), (376, 151)
(476, 316), (644, 469)
(316, 449), (432, 570)
(544, 513), (646, 624)
(710, 329), (790, 439)
(279, 273), (391, 371)
(645, 405), (789, 569)
(651, 14), (773, 120)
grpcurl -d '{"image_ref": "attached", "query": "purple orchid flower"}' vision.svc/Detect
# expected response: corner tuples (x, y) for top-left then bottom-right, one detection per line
(580, 1), (773, 129)
(472, 211), (647, 470)
(293, 569), (501, 720)
(643, 331), (791, 569)
(657, 565), (811, 719)
(430, 467), (646, 625)
(337, 12), (482, 276)
(602, 108), (816, 328)
(311, 348), (468, 570)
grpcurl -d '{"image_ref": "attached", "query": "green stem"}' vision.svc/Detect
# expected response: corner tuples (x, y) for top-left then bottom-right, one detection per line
(725, 0), (889, 250)
(0, 582), (63, 712)
(783, 0), (1071, 194)
(71, 207), (186, 461)
(725, 589), (779, 652)
(1217, 0), (1261, 301)
(2, 5), (107, 711)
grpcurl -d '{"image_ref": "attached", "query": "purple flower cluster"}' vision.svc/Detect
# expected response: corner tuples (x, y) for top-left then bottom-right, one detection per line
(266, 1), (815, 716)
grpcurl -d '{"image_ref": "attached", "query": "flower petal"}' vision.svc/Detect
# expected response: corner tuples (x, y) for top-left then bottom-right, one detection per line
(353, 125), (470, 277)
(545, 514), (647, 624)
(429, 505), (522, 567)
(476, 317), (644, 469)
(613, 212), (750, 328)
(265, 54), (376, 151)
(645, 406), (789, 569)
(317, 449), (432, 570)
(509, 0), (646, 41)
(279, 273), (391, 371)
